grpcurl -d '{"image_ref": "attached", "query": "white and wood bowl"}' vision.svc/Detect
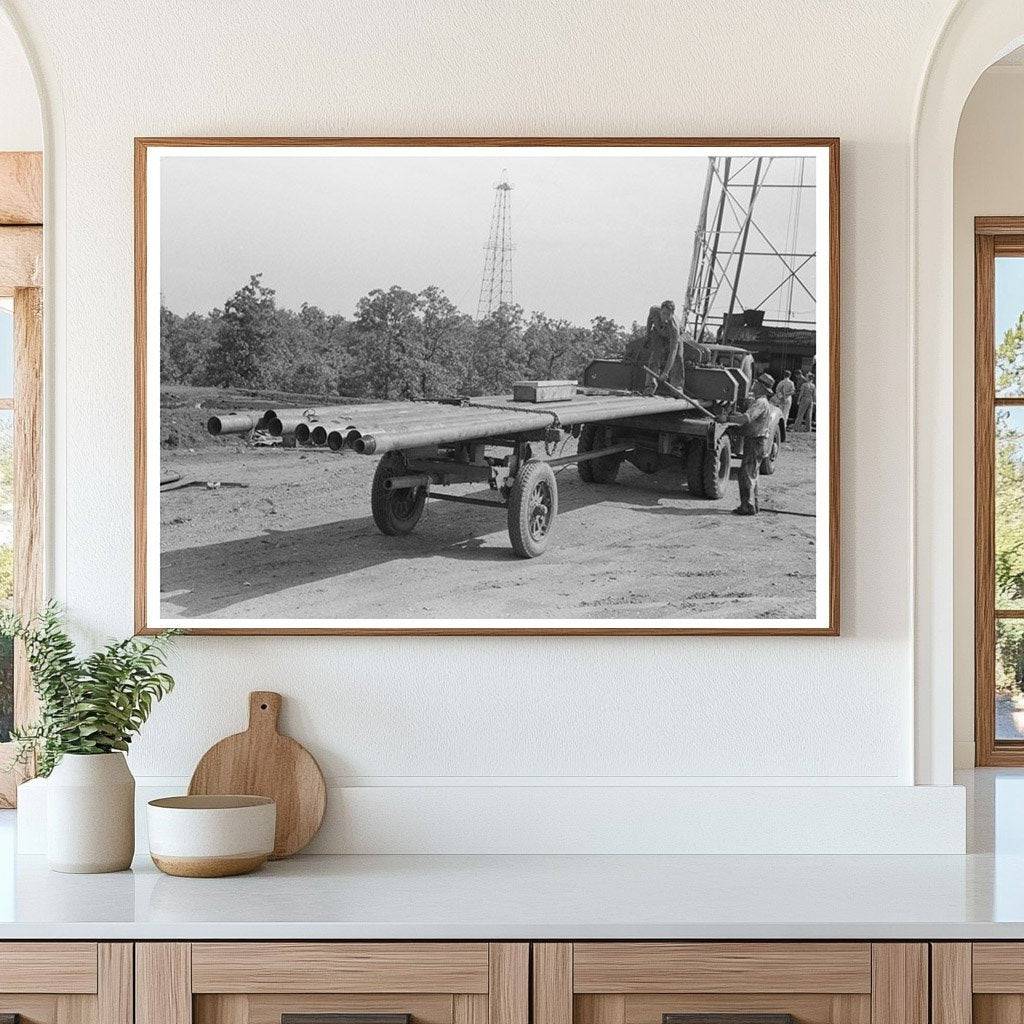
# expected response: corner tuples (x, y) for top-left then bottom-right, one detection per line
(147, 795), (276, 877)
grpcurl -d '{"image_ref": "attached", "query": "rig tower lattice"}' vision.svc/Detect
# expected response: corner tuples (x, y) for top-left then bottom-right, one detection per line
(477, 173), (514, 318)
(681, 155), (816, 344)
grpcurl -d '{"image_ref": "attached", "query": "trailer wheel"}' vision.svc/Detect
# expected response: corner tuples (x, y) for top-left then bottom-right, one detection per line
(702, 433), (732, 499)
(371, 454), (426, 535)
(685, 443), (706, 497)
(577, 423), (622, 484)
(760, 424), (782, 476)
(508, 461), (557, 558)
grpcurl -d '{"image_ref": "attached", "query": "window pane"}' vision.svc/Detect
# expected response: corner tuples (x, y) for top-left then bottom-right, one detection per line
(996, 257), (1024, 396)
(998, 620), (1024, 740)
(997, 407), (1024, 609)
(0, 410), (12, 742)
(0, 305), (11, 398)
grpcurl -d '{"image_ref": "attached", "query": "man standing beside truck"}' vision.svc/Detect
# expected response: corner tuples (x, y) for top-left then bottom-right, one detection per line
(772, 369), (795, 428)
(720, 372), (776, 516)
(794, 373), (816, 431)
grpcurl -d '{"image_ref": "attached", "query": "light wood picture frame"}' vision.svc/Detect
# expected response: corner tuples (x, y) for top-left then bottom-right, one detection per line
(135, 137), (840, 636)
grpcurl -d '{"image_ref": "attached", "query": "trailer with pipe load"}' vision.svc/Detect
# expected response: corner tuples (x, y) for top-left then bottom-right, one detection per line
(206, 357), (784, 558)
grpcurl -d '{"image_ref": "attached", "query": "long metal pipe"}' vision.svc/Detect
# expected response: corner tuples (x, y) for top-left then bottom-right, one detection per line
(365, 396), (685, 434)
(264, 402), (386, 421)
(280, 396), (675, 444)
(213, 396), (691, 453)
(344, 404), (573, 444)
(207, 412), (268, 436)
(339, 404), (477, 429)
(266, 412), (312, 436)
(268, 400), (428, 422)
(353, 396), (685, 456)
(275, 402), (469, 440)
(265, 401), (433, 434)
(330, 407), (546, 452)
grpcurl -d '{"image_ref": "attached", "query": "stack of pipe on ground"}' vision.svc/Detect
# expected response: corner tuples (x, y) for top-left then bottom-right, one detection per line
(206, 394), (689, 455)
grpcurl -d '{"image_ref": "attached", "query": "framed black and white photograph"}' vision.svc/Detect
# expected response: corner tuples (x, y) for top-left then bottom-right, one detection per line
(135, 137), (839, 636)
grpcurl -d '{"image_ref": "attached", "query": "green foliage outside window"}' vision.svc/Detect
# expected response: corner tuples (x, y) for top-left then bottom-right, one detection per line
(995, 315), (1024, 695)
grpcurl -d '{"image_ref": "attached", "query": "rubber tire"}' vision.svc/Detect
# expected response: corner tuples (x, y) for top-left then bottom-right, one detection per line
(508, 461), (558, 558)
(577, 423), (622, 484)
(702, 433), (732, 500)
(760, 424), (782, 476)
(371, 454), (426, 535)
(685, 443), (706, 497)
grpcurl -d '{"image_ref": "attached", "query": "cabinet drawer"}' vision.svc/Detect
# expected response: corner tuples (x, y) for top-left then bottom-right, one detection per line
(191, 943), (490, 993)
(572, 944), (872, 994)
(973, 943), (1024, 992)
(0, 942), (98, 993)
(535, 944), (925, 1024)
(139, 942), (528, 1024)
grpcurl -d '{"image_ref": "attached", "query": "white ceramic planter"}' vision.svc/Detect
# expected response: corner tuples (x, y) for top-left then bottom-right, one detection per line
(46, 752), (135, 873)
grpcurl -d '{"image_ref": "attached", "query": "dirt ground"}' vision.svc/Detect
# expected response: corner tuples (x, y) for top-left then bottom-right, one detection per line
(159, 407), (819, 622)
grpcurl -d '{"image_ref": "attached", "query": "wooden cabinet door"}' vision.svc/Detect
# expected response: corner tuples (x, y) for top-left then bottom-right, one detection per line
(137, 943), (528, 1024)
(0, 942), (132, 1024)
(934, 943), (1024, 1024)
(534, 944), (927, 1024)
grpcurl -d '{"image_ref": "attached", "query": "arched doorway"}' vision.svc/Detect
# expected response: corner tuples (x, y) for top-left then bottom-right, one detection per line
(914, 0), (1024, 784)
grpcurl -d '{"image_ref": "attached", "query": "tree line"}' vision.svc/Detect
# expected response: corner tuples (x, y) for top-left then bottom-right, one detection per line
(996, 312), (1024, 694)
(160, 274), (641, 401)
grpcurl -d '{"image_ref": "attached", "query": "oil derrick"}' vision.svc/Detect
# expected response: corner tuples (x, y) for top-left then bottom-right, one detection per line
(477, 172), (514, 318)
(681, 156), (816, 346)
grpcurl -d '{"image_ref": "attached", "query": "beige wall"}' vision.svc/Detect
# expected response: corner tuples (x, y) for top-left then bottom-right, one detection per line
(0, 0), (1000, 850)
(0, 10), (40, 151)
(953, 64), (1024, 767)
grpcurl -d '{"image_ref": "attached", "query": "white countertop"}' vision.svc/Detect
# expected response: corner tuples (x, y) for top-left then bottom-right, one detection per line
(1, 769), (1022, 941)
(1, 848), (1024, 940)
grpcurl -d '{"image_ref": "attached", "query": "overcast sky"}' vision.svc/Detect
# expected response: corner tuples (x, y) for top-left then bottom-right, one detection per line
(158, 147), (817, 329)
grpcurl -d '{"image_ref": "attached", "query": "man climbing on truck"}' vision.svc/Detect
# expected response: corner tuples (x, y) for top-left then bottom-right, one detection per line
(719, 371), (776, 516)
(641, 299), (683, 395)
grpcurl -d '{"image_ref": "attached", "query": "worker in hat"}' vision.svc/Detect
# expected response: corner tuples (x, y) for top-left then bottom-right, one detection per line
(640, 299), (683, 395)
(719, 371), (776, 516)
(794, 373), (816, 431)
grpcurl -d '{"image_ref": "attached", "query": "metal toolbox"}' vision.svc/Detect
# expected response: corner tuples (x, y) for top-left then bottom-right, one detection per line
(512, 380), (577, 403)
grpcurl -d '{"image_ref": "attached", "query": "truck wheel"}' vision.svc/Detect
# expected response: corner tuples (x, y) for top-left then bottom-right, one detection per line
(371, 453), (426, 535)
(685, 443), (706, 497)
(508, 461), (557, 558)
(760, 425), (782, 476)
(577, 423), (622, 484)
(703, 433), (732, 499)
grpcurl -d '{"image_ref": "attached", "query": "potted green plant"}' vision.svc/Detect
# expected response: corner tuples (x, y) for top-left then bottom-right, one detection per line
(2, 604), (177, 873)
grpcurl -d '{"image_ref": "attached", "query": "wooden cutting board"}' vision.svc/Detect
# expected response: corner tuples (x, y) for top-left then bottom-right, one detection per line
(188, 691), (326, 859)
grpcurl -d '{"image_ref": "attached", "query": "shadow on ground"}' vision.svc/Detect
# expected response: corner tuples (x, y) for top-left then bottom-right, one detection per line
(160, 466), (732, 617)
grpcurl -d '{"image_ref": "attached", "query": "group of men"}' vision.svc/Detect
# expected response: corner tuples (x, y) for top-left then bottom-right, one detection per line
(641, 298), (816, 517)
(772, 368), (816, 432)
